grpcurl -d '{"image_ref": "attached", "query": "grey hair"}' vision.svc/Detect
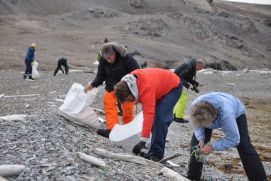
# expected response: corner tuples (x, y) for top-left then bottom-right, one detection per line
(100, 43), (115, 58)
(190, 101), (218, 128)
(196, 59), (206, 67)
(100, 42), (127, 58)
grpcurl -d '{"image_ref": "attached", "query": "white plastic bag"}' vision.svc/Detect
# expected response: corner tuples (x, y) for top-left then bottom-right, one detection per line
(58, 83), (100, 129)
(32, 61), (40, 78)
(109, 111), (144, 151)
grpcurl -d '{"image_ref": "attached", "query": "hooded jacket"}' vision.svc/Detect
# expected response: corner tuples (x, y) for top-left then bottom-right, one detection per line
(192, 92), (246, 151)
(91, 43), (140, 92)
(122, 68), (180, 138)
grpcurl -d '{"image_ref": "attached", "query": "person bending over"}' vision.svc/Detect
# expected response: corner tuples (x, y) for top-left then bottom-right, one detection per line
(186, 92), (267, 181)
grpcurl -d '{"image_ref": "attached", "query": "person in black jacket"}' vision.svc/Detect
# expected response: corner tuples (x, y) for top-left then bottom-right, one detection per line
(54, 57), (69, 76)
(173, 58), (205, 123)
(84, 42), (140, 138)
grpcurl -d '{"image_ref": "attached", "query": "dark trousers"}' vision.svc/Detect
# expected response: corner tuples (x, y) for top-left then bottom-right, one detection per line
(54, 62), (68, 76)
(187, 114), (267, 181)
(148, 84), (182, 159)
(24, 62), (32, 77)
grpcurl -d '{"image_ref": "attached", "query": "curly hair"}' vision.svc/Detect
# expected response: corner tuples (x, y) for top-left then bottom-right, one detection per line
(190, 101), (218, 128)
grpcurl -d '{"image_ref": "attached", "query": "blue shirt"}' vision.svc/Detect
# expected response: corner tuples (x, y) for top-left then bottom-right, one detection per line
(25, 47), (35, 63)
(192, 92), (245, 151)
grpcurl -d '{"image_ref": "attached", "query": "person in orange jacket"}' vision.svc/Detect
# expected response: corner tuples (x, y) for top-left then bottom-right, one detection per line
(84, 42), (140, 138)
(114, 68), (183, 161)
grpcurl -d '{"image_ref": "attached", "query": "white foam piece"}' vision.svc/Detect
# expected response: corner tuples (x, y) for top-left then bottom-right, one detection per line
(109, 111), (143, 151)
(93, 61), (99, 65)
(226, 83), (236, 86)
(69, 70), (85, 73)
(98, 117), (105, 123)
(0, 114), (27, 121)
(55, 99), (64, 103)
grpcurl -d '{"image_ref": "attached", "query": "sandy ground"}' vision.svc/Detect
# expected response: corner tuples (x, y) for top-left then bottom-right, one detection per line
(0, 69), (270, 180)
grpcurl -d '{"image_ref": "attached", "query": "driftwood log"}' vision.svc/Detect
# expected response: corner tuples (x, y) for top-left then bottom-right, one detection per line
(0, 165), (25, 177)
(0, 176), (8, 181)
(93, 148), (190, 180)
(159, 152), (182, 164)
(76, 152), (106, 168)
(93, 148), (161, 167)
(160, 167), (190, 181)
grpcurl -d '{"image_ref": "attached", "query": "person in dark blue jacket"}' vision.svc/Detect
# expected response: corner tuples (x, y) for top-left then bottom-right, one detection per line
(23, 43), (36, 80)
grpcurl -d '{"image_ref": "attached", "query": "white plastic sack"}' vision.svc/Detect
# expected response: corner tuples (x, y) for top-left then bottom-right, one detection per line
(58, 83), (100, 129)
(109, 111), (144, 151)
(32, 61), (40, 78)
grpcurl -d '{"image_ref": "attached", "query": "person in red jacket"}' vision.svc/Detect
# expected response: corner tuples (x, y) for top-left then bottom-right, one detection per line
(114, 68), (183, 161)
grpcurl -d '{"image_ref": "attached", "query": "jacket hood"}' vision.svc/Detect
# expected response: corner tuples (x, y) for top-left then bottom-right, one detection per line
(100, 42), (127, 58)
(121, 74), (138, 101)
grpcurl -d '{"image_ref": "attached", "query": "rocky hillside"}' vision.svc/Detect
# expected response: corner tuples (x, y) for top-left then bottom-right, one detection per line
(0, 0), (270, 70)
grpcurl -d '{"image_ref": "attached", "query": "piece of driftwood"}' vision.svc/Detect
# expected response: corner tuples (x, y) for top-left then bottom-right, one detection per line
(166, 160), (180, 167)
(0, 115), (27, 122)
(0, 165), (26, 177)
(160, 167), (190, 181)
(0, 176), (8, 181)
(76, 152), (106, 168)
(94, 149), (189, 180)
(83, 71), (96, 74)
(159, 153), (181, 164)
(94, 148), (162, 168)
(3, 94), (40, 98)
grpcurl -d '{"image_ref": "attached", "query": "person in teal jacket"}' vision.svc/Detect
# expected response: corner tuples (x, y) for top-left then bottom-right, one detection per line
(23, 43), (36, 80)
(186, 92), (267, 181)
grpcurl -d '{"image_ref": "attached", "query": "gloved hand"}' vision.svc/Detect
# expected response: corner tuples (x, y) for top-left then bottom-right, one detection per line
(191, 84), (199, 93)
(132, 141), (147, 155)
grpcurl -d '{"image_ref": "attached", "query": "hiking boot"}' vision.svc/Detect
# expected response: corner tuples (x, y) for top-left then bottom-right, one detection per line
(150, 154), (163, 162)
(96, 129), (111, 138)
(174, 117), (189, 123)
(139, 152), (151, 160)
(27, 77), (35, 81)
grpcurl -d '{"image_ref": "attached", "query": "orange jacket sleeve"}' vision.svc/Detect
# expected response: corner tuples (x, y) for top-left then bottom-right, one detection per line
(140, 87), (156, 138)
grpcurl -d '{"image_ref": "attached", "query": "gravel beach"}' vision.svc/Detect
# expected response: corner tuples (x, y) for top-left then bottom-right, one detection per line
(0, 70), (270, 180)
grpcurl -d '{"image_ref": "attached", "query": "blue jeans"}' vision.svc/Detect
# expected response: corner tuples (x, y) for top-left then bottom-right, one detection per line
(149, 84), (183, 158)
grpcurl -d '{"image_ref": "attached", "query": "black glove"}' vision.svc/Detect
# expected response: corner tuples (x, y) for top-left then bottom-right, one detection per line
(191, 84), (200, 93)
(132, 141), (146, 155)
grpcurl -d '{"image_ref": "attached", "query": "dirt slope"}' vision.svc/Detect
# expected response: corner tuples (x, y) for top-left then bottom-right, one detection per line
(0, 0), (270, 71)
